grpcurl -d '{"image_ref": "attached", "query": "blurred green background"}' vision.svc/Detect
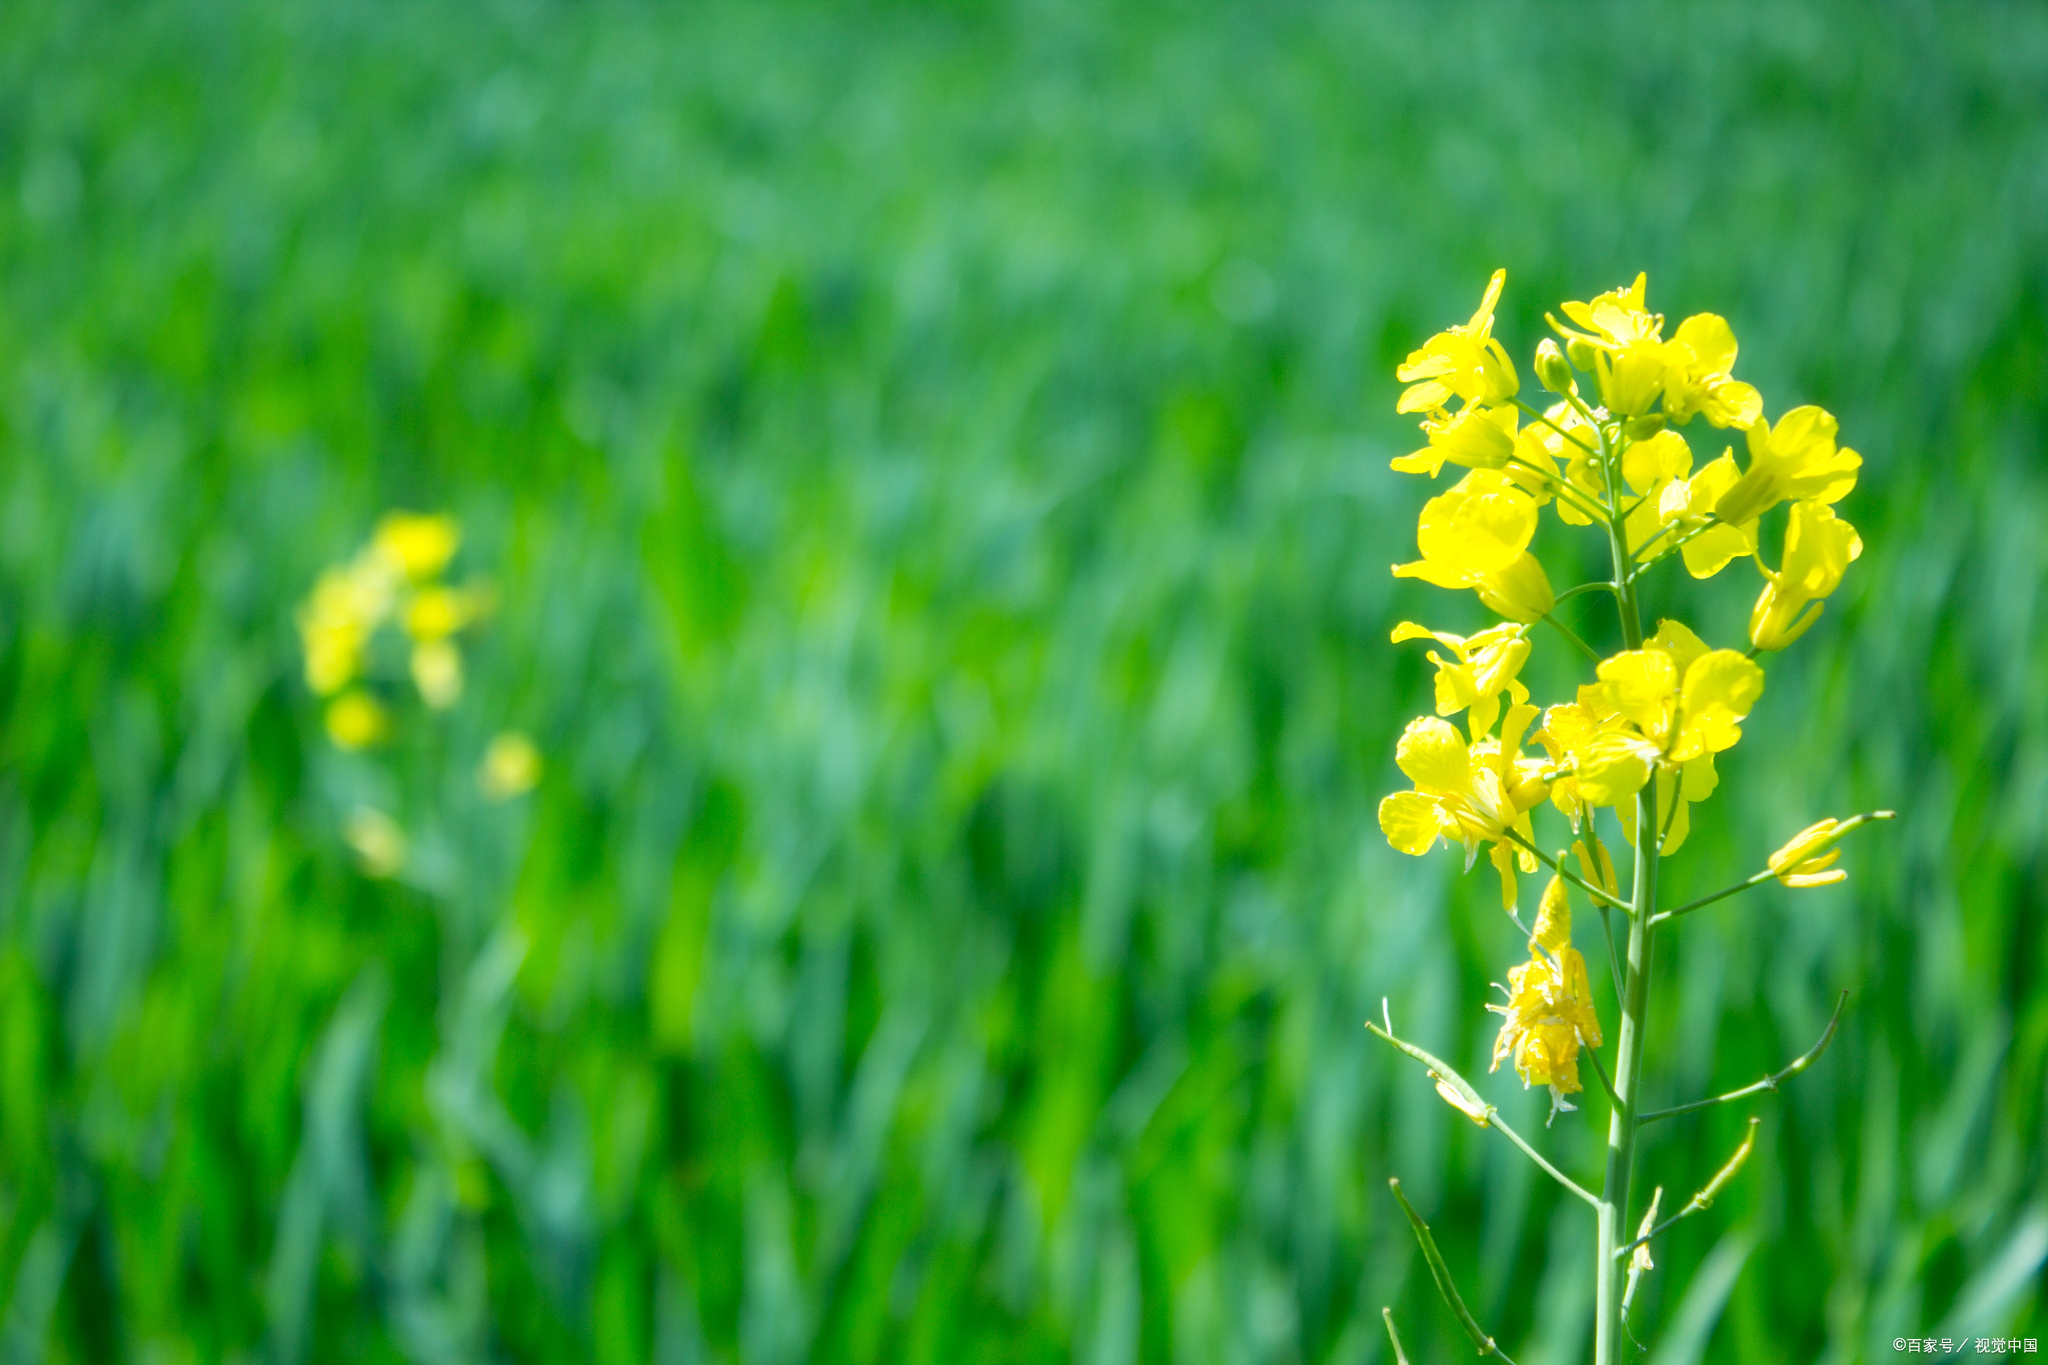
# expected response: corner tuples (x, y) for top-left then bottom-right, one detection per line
(1, 0), (2044, 1360)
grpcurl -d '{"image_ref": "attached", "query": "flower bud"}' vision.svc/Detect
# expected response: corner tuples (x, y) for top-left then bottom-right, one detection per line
(1534, 338), (1576, 395)
(1566, 336), (1599, 372)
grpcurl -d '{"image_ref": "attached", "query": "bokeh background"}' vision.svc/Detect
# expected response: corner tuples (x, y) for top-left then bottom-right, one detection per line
(2, 0), (2045, 1360)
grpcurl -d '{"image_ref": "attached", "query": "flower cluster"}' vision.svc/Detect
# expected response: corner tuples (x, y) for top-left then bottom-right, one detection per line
(1379, 269), (1871, 1102)
(297, 513), (488, 748)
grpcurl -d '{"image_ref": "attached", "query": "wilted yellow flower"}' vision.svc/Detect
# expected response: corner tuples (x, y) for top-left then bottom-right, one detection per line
(1392, 470), (1557, 622)
(1660, 314), (1763, 429)
(1767, 818), (1851, 888)
(343, 807), (407, 878)
(1489, 876), (1603, 1106)
(479, 732), (542, 800)
(1714, 407), (1861, 526)
(1750, 501), (1863, 651)
(372, 512), (461, 580)
(1395, 269), (1520, 415)
(411, 640), (463, 709)
(325, 691), (389, 749)
(1390, 620), (1532, 739)
(1378, 711), (1550, 910)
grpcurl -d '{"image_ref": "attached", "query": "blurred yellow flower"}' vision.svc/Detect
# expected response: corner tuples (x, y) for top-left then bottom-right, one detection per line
(479, 732), (542, 800)
(1395, 269), (1519, 416)
(411, 640), (464, 709)
(372, 512), (461, 580)
(404, 584), (478, 641)
(1750, 501), (1863, 651)
(1713, 406), (1861, 526)
(325, 690), (389, 749)
(1489, 876), (1603, 1107)
(343, 807), (407, 878)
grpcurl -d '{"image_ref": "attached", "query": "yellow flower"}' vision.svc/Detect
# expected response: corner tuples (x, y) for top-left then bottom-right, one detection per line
(479, 732), (543, 800)
(297, 561), (398, 695)
(1395, 269), (1520, 415)
(325, 690), (389, 749)
(372, 512), (461, 581)
(1391, 403), (1518, 478)
(410, 640), (463, 709)
(1378, 712), (1550, 910)
(1660, 314), (1763, 429)
(343, 807), (407, 878)
(404, 584), (478, 641)
(1713, 407), (1861, 526)
(1531, 685), (1656, 824)
(1489, 876), (1603, 1105)
(1750, 501), (1863, 651)
(1596, 620), (1764, 764)
(1392, 470), (1557, 622)
(1390, 620), (1532, 739)
(1767, 818), (1853, 888)
(1549, 273), (1670, 417)
(1652, 449), (1759, 577)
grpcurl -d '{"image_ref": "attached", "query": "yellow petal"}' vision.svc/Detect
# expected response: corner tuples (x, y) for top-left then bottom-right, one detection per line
(1622, 430), (1692, 495)
(1597, 650), (1678, 732)
(1379, 791), (1449, 855)
(1674, 649), (1765, 758)
(1476, 552), (1556, 623)
(1395, 716), (1471, 791)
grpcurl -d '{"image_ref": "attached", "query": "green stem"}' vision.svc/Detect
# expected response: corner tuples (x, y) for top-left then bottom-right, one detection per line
(1552, 580), (1621, 607)
(1638, 991), (1848, 1125)
(1595, 423), (1655, 1365)
(1498, 829), (1631, 913)
(1541, 612), (1602, 663)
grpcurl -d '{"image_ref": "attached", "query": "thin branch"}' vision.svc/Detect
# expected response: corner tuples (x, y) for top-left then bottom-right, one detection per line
(1381, 1309), (1412, 1365)
(1584, 1039), (1622, 1111)
(1512, 397), (1603, 460)
(1388, 1179), (1523, 1364)
(1651, 811), (1896, 927)
(1499, 828), (1631, 913)
(1367, 1016), (1600, 1208)
(1541, 612), (1602, 662)
(1595, 901), (1626, 1002)
(1648, 870), (1772, 927)
(1638, 991), (1849, 1126)
(1620, 1185), (1664, 1344)
(1551, 580), (1621, 607)
(1628, 514), (1723, 574)
(1502, 453), (1613, 526)
(1612, 1118), (1759, 1260)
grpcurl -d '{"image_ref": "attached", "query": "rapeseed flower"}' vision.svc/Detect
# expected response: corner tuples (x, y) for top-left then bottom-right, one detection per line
(1660, 314), (1763, 429)
(1392, 470), (1557, 622)
(1713, 407), (1861, 526)
(1390, 620), (1532, 740)
(1378, 711), (1550, 910)
(1396, 269), (1519, 416)
(1749, 501), (1863, 651)
(479, 732), (543, 800)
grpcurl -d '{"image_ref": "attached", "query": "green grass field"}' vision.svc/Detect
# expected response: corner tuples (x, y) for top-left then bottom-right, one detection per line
(1, 0), (2044, 1360)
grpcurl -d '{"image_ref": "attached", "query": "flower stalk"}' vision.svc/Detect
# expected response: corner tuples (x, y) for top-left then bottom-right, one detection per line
(1373, 270), (1885, 1358)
